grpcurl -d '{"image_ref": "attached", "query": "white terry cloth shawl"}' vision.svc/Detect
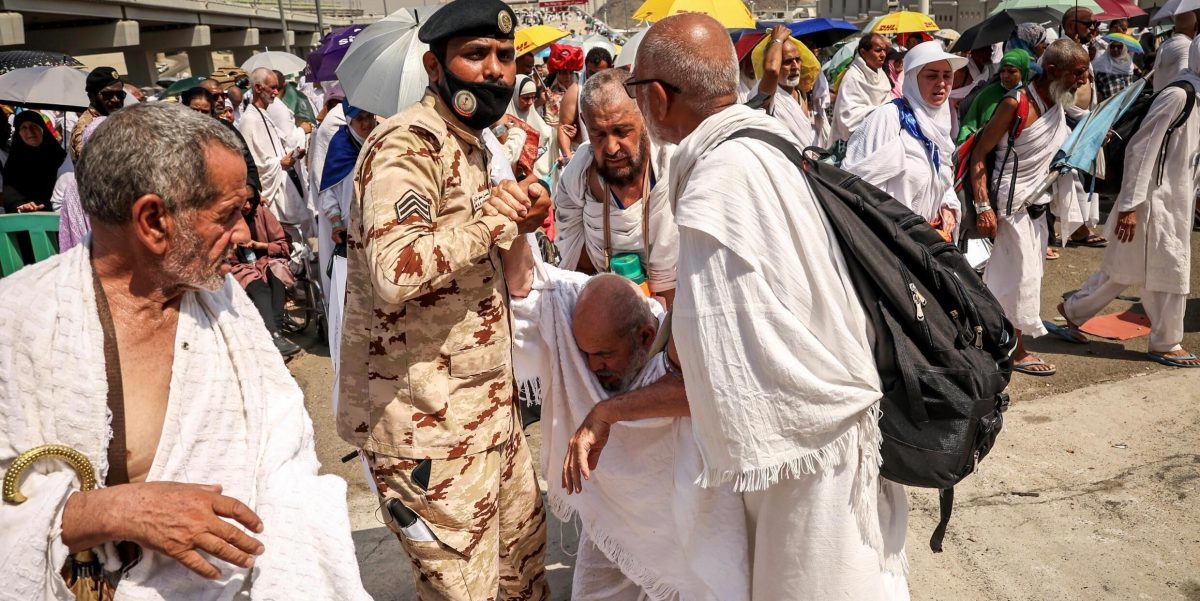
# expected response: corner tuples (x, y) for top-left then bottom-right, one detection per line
(508, 243), (751, 601)
(831, 56), (893, 143)
(1102, 62), (1200, 295)
(668, 104), (886, 550)
(0, 245), (372, 601)
(754, 82), (816, 148)
(992, 89), (1070, 216)
(554, 142), (679, 294)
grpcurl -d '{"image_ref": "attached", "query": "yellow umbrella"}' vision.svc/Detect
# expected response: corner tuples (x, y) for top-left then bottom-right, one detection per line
(632, 0), (756, 29)
(515, 25), (570, 57)
(872, 11), (940, 35)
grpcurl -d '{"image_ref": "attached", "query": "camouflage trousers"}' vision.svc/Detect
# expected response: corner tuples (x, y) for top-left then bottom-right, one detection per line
(367, 412), (549, 601)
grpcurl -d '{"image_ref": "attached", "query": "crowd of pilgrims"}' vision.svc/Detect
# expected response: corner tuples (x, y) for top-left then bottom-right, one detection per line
(2, 7), (1196, 369)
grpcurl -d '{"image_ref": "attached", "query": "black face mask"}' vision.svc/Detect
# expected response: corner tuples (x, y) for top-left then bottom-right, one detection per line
(435, 66), (514, 131)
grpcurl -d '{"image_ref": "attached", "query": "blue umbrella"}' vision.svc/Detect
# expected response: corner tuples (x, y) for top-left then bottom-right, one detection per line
(757, 18), (859, 48)
(307, 24), (365, 82)
(1052, 75), (1149, 177)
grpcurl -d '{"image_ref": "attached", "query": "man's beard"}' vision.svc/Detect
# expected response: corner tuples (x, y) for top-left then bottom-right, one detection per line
(783, 73), (802, 89)
(596, 343), (651, 393)
(1048, 78), (1078, 107)
(596, 135), (649, 186)
(163, 213), (226, 292)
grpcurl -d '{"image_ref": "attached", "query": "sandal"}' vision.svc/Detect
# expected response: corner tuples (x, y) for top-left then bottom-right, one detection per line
(1067, 233), (1108, 248)
(1013, 358), (1057, 376)
(1046, 248), (1060, 260)
(1146, 352), (1200, 368)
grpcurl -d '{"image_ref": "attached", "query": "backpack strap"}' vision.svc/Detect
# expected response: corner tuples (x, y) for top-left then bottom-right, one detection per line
(994, 90), (1028, 216)
(1154, 80), (1196, 186)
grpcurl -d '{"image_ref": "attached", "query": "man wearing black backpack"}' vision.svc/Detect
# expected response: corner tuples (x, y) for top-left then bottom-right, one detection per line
(1060, 38), (1200, 369)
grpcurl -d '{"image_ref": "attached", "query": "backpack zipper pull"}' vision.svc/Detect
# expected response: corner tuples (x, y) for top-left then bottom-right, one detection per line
(909, 283), (927, 321)
(974, 325), (983, 349)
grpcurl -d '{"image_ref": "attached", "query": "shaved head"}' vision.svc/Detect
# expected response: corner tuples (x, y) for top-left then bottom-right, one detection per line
(637, 13), (738, 114)
(633, 13), (739, 144)
(573, 274), (657, 392)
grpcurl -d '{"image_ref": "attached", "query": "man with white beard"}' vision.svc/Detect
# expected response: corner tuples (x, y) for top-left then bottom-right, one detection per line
(627, 13), (910, 600)
(237, 69), (307, 226)
(831, 33), (892, 148)
(1060, 37), (1200, 368)
(496, 238), (750, 600)
(970, 39), (1092, 377)
(554, 68), (679, 305)
(751, 31), (821, 147)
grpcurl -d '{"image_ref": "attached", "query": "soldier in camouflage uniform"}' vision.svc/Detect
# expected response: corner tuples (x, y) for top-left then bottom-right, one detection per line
(336, 0), (552, 598)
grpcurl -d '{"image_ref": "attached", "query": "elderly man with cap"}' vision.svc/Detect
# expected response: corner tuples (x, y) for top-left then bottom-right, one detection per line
(336, 0), (552, 598)
(71, 67), (126, 162)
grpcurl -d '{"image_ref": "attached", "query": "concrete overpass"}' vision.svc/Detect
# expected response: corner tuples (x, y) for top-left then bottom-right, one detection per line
(0, 0), (364, 85)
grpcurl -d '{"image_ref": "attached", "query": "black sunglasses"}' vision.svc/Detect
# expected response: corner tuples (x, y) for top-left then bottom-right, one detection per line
(624, 78), (680, 98)
(100, 89), (127, 100)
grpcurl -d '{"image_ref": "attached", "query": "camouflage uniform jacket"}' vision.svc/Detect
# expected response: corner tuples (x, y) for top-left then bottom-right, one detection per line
(337, 90), (519, 459)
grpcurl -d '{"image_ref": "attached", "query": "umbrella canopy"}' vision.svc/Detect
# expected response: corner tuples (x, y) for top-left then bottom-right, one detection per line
(1095, 0), (1147, 19)
(241, 51), (307, 75)
(991, 0), (1101, 16)
(1104, 31), (1144, 52)
(734, 31), (767, 61)
(615, 27), (649, 68)
(632, 0), (756, 29)
(306, 24), (365, 82)
(335, 9), (428, 118)
(0, 66), (88, 111)
(759, 18), (859, 48)
(872, 11), (940, 35)
(583, 33), (618, 58)
(0, 50), (82, 76)
(1151, 0), (1199, 20)
(163, 75), (206, 97)
(516, 24), (570, 57)
(1053, 75), (1147, 177)
(951, 8), (1062, 52)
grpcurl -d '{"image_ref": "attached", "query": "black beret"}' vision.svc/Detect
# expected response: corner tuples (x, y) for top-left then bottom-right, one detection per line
(418, 0), (516, 44)
(86, 66), (122, 95)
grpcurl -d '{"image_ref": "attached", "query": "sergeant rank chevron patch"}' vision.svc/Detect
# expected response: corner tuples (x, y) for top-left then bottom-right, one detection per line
(395, 190), (432, 224)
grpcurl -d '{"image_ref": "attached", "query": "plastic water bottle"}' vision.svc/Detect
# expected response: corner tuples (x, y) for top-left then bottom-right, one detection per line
(609, 253), (651, 297)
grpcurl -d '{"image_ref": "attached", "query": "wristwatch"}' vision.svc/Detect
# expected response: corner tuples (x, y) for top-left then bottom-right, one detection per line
(974, 203), (994, 214)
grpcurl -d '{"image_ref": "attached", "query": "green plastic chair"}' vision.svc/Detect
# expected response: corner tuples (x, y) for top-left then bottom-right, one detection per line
(0, 212), (59, 277)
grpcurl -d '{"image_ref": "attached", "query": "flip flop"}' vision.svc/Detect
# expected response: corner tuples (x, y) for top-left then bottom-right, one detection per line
(1046, 248), (1060, 260)
(1146, 353), (1200, 368)
(1014, 358), (1057, 376)
(1067, 234), (1108, 248)
(1044, 320), (1089, 344)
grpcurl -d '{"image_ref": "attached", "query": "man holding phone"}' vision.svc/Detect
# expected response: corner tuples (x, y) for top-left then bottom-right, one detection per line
(237, 68), (302, 217)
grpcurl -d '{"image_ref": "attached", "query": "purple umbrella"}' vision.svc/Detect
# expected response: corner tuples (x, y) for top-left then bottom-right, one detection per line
(306, 24), (365, 82)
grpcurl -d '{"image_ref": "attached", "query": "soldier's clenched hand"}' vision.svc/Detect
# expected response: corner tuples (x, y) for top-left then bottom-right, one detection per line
(482, 180), (532, 221)
(516, 180), (551, 235)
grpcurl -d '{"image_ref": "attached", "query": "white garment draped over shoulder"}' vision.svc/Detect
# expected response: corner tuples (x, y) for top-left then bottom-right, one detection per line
(1153, 34), (1192, 92)
(238, 106), (308, 226)
(508, 248), (750, 601)
(992, 91), (1070, 215)
(554, 142), (679, 294)
(0, 245), (371, 601)
(756, 83), (817, 148)
(831, 56), (893, 144)
(1104, 77), (1200, 294)
(843, 102), (960, 223)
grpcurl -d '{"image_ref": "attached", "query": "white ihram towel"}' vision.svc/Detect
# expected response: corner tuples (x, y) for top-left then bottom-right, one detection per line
(509, 245), (750, 601)
(0, 244), (371, 601)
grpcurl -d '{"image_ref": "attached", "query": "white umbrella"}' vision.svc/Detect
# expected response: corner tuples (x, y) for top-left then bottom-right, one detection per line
(1153, 0), (1200, 21)
(241, 51), (307, 75)
(615, 28), (649, 69)
(582, 33), (617, 58)
(336, 9), (430, 117)
(0, 65), (87, 111)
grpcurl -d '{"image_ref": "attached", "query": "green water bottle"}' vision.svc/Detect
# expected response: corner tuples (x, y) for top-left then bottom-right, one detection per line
(609, 253), (651, 297)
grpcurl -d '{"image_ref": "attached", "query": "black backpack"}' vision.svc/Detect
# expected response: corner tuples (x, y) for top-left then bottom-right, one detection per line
(727, 130), (1016, 552)
(1092, 80), (1195, 197)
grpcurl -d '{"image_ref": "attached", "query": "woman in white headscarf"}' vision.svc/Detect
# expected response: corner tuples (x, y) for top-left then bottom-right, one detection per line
(844, 41), (968, 241)
(506, 74), (557, 185)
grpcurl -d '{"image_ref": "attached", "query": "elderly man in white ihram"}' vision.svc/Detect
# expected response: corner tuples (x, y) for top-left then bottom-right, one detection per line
(629, 13), (910, 601)
(1061, 36), (1200, 369)
(0, 103), (370, 601)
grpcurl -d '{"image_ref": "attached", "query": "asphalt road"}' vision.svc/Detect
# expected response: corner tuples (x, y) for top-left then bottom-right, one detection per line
(285, 228), (1200, 600)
